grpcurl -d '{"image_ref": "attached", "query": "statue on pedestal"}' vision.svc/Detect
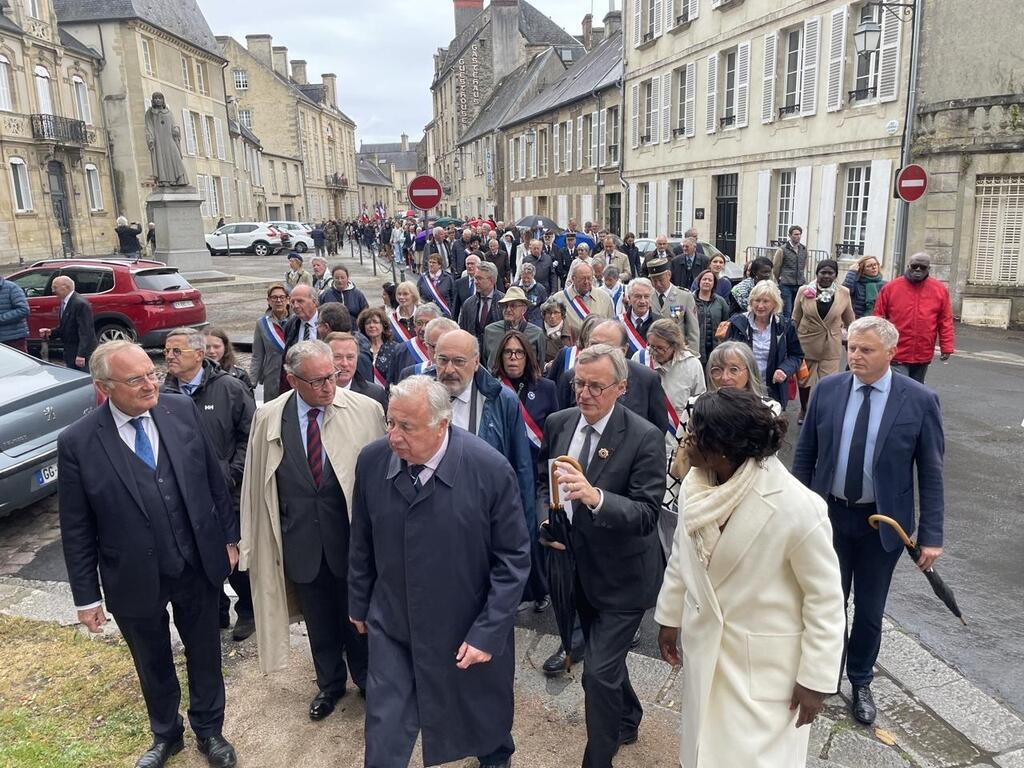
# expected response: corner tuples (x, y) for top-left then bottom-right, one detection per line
(145, 92), (189, 187)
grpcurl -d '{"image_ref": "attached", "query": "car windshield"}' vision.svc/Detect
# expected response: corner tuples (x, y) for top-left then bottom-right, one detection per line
(133, 270), (193, 291)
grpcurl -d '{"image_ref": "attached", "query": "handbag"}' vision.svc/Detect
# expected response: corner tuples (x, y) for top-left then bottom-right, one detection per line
(796, 359), (811, 386)
(714, 320), (730, 341)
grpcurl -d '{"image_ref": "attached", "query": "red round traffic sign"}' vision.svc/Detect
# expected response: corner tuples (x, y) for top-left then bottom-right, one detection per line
(896, 164), (928, 203)
(407, 175), (443, 211)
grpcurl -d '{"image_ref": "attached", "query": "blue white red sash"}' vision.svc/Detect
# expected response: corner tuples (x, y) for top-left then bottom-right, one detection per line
(372, 364), (387, 388)
(260, 315), (286, 353)
(621, 312), (647, 356)
(413, 361), (429, 375)
(500, 375), (544, 449)
(609, 285), (624, 315)
(389, 310), (415, 342)
(636, 349), (681, 436)
(564, 345), (579, 373)
(563, 288), (590, 322)
(422, 275), (452, 317)
(405, 337), (430, 365)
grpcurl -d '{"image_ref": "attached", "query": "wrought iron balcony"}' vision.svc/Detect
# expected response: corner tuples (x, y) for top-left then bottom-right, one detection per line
(848, 86), (877, 103)
(720, 114), (736, 128)
(31, 114), (88, 144)
(778, 103), (801, 117)
(325, 172), (349, 189)
(835, 241), (866, 257)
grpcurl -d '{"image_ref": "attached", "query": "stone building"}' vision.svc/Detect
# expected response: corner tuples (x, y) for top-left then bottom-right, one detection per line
(56, 0), (238, 234)
(358, 134), (419, 209)
(430, 0), (583, 218)
(356, 156), (396, 220)
(906, 0), (1024, 326)
(226, 105), (265, 222)
(500, 19), (624, 231)
(621, 0), (911, 266)
(0, 0), (116, 261)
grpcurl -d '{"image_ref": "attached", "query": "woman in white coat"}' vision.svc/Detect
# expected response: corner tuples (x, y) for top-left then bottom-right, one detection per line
(656, 388), (845, 768)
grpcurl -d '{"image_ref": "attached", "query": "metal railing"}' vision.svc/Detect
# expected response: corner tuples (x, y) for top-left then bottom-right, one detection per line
(720, 115), (736, 128)
(742, 245), (833, 282)
(835, 241), (865, 257)
(325, 173), (349, 189)
(778, 103), (800, 117)
(848, 86), (877, 103)
(31, 114), (88, 144)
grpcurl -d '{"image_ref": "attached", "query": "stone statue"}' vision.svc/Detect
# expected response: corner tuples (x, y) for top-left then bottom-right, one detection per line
(144, 92), (189, 187)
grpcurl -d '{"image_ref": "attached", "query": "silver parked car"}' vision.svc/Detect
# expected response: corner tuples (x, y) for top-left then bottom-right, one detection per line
(0, 345), (96, 517)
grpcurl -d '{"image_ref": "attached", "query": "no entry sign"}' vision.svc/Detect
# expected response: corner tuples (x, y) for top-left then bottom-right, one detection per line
(407, 175), (443, 211)
(896, 164), (928, 203)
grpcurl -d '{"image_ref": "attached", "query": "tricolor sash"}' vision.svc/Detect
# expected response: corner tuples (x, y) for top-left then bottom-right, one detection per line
(563, 288), (590, 322)
(637, 349), (683, 437)
(372, 364), (387, 388)
(610, 284), (624, 314)
(413, 361), (429, 375)
(259, 315), (286, 353)
(500, 375), (544, 448)
(422, 275), (452, 317)
(564, 345), (579, 373)
(389, 310), (415, 342)
(406, 337), (430, 365)
(621, 312), (647, 356)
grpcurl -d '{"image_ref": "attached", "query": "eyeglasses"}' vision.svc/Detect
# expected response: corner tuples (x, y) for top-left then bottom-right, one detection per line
(291, 370), (340, 389)
(709, 365), (745, 379)
(648, 342), (673, 356)
(110, 370), (160, 387)
(502, 349), (525, 359)
(162, 347), (193, 357)
(573, 378), (619, 398)
(434, 354), (473, 369)
(268, 294), (288, 302)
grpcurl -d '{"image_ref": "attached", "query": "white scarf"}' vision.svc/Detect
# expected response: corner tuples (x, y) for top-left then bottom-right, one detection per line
(681, 457), (761, 567)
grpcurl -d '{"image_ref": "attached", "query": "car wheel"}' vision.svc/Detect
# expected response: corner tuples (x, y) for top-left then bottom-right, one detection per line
(96, 322), (138, 344)
(207, 245), (216, 255)
(253, 241), (270, 257)
(294, 241), (307, 253)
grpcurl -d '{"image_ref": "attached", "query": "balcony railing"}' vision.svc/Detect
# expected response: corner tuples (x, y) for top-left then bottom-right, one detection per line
(835, 241), (865, 257)
(720, 114), (736, 128)
(778, 103), (800, 117)
(31, 114), (87, 144)
(848, 86), (877, 103)
(325, 173), (349, 189)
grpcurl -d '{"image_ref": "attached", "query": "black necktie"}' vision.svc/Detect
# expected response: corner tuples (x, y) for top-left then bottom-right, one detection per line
(303, 322), (312, 341)
(844, 385), (874, 503)
(578, 424), (596, 475)
(478, 296), (490, 329)
(408, 462), (426, 491)
(658, 292), (666, 309)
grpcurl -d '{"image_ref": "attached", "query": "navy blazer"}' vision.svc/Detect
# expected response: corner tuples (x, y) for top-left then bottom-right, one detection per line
(57, 394), (236, 617)
(726, 314), (803, 407)
(417, 272), (456, 317)
(792, 371), (945, 552)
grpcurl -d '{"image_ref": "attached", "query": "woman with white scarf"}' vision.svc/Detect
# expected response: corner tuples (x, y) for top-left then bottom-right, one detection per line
(655, 389), (845, 768)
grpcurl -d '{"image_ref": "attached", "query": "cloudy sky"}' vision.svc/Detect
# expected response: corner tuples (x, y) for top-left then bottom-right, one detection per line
(201, 0), (617, 146)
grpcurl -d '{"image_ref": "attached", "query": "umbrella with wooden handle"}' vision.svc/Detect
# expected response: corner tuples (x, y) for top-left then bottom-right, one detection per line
(868, 514), (967, 626)
(539, 455), (583, 671)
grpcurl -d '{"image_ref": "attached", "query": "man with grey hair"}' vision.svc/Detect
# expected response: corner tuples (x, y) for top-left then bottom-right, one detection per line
(513, 260), (549, 325)
(451, 226), (473, 275)
(349, 375), (530, 768)
(670, 237), (709, 291)
(794, 315), (945, 727)
(518, 236), (555, 293)
(458, 260), (504, 347)
(537, 343), (666, 766)
(388, 302), (444, 382)
(241, 339), (385, 722)
(684, 225), (724, 264)
(309, 256), (330, 294)
(556, 260), (614, 337)
(395, 316), (459, 381)
(428, 225), (451, 270)
(39, 274), (95, 369)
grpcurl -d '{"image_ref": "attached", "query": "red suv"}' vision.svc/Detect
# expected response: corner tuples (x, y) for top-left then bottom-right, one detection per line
(7, 258), (207, 347)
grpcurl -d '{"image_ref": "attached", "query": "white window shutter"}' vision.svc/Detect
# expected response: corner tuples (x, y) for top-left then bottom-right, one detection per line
(590, 111), (598, 168)
(865, 159), (892, 257)
(629, 183), (638, 233)
(877, 8), (902, 102)
(761, 33), (777, 124)
(196, 174), (207, 215)
(794, 165), (812, 233)
(826, 7), (848, 112)
(519, 136), (526, 178)
(598, 109), (607, 166)
(688, 0), (699, 22)
(214, 117), (226, 160)
(755, 170), (771, 247)
(657, 179), (670, 235)
(633, 0), (643, 48)
(685, 62), (696, 137)
(650, 77), (660, 144)
(222, 178), (232, 216)
(201, 116), (212, 157)
(654, 0), (664, 38)
(705, 54), (718, 134)
(649, 182), (658, 235)
(736, 41), (751, 128)
(183, 109), (197, 155)
(801, 16), (820, 116)
(508, 138), (515, 180)
(576, 116), (584, 170)
(662, 72), (672, 142)
(531, 135), (538, 177)
(665, 0), (675, 32)
(631, 83), (640, 148)
(565, 119), (573, 171)
(553, 123), (560, 174)
(815, 163), (838, 252)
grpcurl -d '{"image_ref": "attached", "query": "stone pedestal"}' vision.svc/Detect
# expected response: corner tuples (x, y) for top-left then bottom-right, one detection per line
(147, 187), (213, 273)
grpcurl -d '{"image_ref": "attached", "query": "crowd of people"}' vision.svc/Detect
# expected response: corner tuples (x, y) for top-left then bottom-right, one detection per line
(15, 213), (959, 768)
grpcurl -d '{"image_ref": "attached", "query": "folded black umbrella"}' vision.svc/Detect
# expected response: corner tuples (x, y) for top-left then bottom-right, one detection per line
(541, 456), (583, 671)
(868, 514), (967, 625)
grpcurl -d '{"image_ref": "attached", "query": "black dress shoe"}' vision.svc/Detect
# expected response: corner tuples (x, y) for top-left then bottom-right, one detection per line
(197, 734), (237, 768)
(134, 737), (183, 768)
(852, 684), (877, 725)
(309, 690), (341, 721)
(630, 627), (642, 649)
(231, 615), (255, 641)
(542, 646), (584, 676)
(478, 759), (511, 768)
(618, 730), (639, 746)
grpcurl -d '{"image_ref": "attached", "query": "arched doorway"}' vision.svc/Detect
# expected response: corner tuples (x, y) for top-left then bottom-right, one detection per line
(47, 160), (73, 255)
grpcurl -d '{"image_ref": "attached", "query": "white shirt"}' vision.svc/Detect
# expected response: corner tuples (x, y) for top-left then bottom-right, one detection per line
(562, 409), (614, 519)
(411, 431), (449, 487)
(450, 381), (483, 434)
(295, 392), (326, 468)
(60, 290), (75, 317)
(300, 311), (319, 342)
(109, 401), (160, 465)
(831, 368), (893, 503)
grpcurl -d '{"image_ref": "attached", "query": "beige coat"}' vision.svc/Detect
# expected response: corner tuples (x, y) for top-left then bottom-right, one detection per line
(654, 457), (845, 768)
(595, 249), (633, 281)
(792, 285), (855, 386)
(239, 388), (386, 674)
(554, 284), (615, 335)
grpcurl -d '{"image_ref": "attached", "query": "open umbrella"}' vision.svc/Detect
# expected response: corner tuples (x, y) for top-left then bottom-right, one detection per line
(540, 455), (584, 671)
(433, 216), (464, 228)
(868, 514), (967, 625)
(553, 232), (596, 252)
(515, 215), (562, 233)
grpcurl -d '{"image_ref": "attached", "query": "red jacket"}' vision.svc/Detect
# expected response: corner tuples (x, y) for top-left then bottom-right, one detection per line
(874, 276), (955, 363)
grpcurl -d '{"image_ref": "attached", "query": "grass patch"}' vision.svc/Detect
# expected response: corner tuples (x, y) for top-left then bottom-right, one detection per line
(0, 614), (152, 768)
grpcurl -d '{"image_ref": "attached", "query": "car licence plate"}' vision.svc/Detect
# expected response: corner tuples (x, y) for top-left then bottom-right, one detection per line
(173, 300), (194, 309)
(35, 462), (58, 486)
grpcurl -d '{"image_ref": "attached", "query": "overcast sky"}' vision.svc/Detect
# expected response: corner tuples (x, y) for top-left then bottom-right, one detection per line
(201, 0), (618, 146)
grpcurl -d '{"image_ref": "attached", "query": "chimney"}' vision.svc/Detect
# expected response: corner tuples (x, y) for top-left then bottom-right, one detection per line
(491, 0), (523, 83)
(291, 59), (308, 85)
(401, 133), (409, 151)
(454, 0), (483, 36)
(245, 34), (273, 68)
(582, 14), (593, 50)
(271, 46), (289, 78)
(321, 73), (337, 107)
(603, 10), (622, 39)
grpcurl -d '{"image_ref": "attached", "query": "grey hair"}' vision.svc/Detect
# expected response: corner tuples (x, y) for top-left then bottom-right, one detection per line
(576, 243), (591, 255)
(413, 302), (442, 320)
(626, 276), (653, 297)
(604, 265), (620, 281)
(424, 316), (459, 337)
(647, 317), (686, 351)
(577, 343), (628, 383)
(52, 275), (74, 290)
(848, 316), (900, 349)
(311, 255), (328, 266)
(432, 226), (444, 236)
(568, 258), (593, 280)
(540, 297), (563, 317)
(89, 339), (140, 382)
(747, 280), (784, 315)
(520, 262), (536, 275)
(707, 342), (764, 397)
(116, 215), (128, 227)
(475, 261), (498, 281)
(390, 375), (452, 427)
(684, 227), (698, 239)
(284, 339), (334, 376)
(165, 326), (206, 351)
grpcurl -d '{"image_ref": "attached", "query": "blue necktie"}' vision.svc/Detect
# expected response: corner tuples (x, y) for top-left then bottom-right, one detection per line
(844, 386), (874, 503)
(130, 417), (157, 470)
(181, 383), (195, 396)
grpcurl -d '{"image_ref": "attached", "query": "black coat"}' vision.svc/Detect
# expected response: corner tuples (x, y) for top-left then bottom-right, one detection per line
(725, 314), (804, 407)
(51, 292), (96, 365)
(452, 275), (475, 320)
(457, 290), (504, 342)
(557, 358), (671, 435)
(350, 374), (388, 412)
(520, 251), (555, 294)
(670, 252), (710, 290)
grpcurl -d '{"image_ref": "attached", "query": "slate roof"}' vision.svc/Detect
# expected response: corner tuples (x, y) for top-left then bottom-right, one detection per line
(358, 142), (420, 173)
(357, 157), (392, 187)
(228, 118), (262, 148)
(52, 0), (222, 59)
(0, 8), (22, 34)
(501, 31), (622, 130)
(59, 28), (101, 59)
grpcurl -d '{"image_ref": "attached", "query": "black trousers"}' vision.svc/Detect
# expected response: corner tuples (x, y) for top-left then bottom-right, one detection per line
(219, 569), (254, 620)
(892, 361), (930, 383)
(828, 498), (903, 687)
(576, 582), (645, 768)
(114, 566), (225, 742)
(293, 554), (367, 695)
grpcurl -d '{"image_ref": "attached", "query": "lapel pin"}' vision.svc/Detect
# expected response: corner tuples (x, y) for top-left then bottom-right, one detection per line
(598, 448), (610, 459)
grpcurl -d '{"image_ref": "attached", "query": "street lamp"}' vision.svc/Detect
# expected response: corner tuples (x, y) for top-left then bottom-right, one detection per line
(854, 2), (914, 56)
(524, 127), (536, 145)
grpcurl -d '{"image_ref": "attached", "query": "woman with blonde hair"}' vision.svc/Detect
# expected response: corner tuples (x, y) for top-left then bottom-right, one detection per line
(249, 283), (291, 401)
(388, 279), (420, 341)
(842, 254), (887, 318)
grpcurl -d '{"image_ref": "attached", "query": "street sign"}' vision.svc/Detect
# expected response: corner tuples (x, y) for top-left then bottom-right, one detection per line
(896, 164), (928, 203)
(407, 175), (443, 211)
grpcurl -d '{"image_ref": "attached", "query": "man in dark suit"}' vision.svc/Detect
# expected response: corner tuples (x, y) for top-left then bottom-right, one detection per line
(453, 253), (480, 320)
(538, 344), (665, 768)
(519, 236), (555, 294)
(457, 261), (504, 349)
(40, 275), (95, 370)
(327, 332), (387, 411)
(451, 227), (472, 276)
(487, 237), (512, 288)
(793, 316), (945, 727)
(553, 232), (575, 288)
(58, 341), (238, 768)
(669, 238), (709, 291)
(281, 286), (372, 392)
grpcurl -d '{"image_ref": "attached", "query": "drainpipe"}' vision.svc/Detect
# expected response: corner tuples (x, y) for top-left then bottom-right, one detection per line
(890, 2), (923, 277)
(95, 24), (122, 225)
(614, 76), (630, 233)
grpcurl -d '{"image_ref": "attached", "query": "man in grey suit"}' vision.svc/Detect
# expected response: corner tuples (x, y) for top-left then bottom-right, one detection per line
(326, 332), (388, 412)
(647, 258), (700, 352)
(482, 286), (545, 369)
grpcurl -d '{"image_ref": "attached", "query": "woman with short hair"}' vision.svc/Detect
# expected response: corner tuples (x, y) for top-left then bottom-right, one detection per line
(249, 283), (291, 401)
(358, 307), (400, 387)
(203, 327), (254, 390)
(389, 280), (420, 341)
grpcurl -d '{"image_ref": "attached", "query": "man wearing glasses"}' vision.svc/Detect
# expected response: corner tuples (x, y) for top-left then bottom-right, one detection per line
(58, 340), (240, 768)
(872, 252), (955, 383)
(240, 340), (385, 722)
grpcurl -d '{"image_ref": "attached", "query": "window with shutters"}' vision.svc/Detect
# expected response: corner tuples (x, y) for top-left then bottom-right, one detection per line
(971, 175), (1024, 287)
(239, 109), (252, 129)
(564, 120), (572, 172)
(607, 107), (620, 164)
(673, 67), (687, 135)
(673, 179), (687, 237)
(269, 161), (277, 192)
(638, 183), (651, 237)
(181, 55), (194, 91)
(234, 69), (248, 90)
(202, 114), (214, 157)
(775, 170), (795, 241)
(195, 61), (209, 96)
(721, 50), (737, 128)
(71, 76), (92, 124)
(840, 164), (871, 254)
(140, 37), (156, 77)
(197, 174), (210, 216)
(85, 164), (103, 211)
(34, 66), (52, 114)
(539, 128), (549, 176)
(0, 56), (13, 112)
(782, 28), (802, 115)
(581, 114), (591, 165)
(9, 157), (32, 211)
(28, 0), (41, 18)
(851, 4), (880, 102)
(644, 0), (657, 42)
(668, 0), (697, 29)
(641, 80), (654, 143)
